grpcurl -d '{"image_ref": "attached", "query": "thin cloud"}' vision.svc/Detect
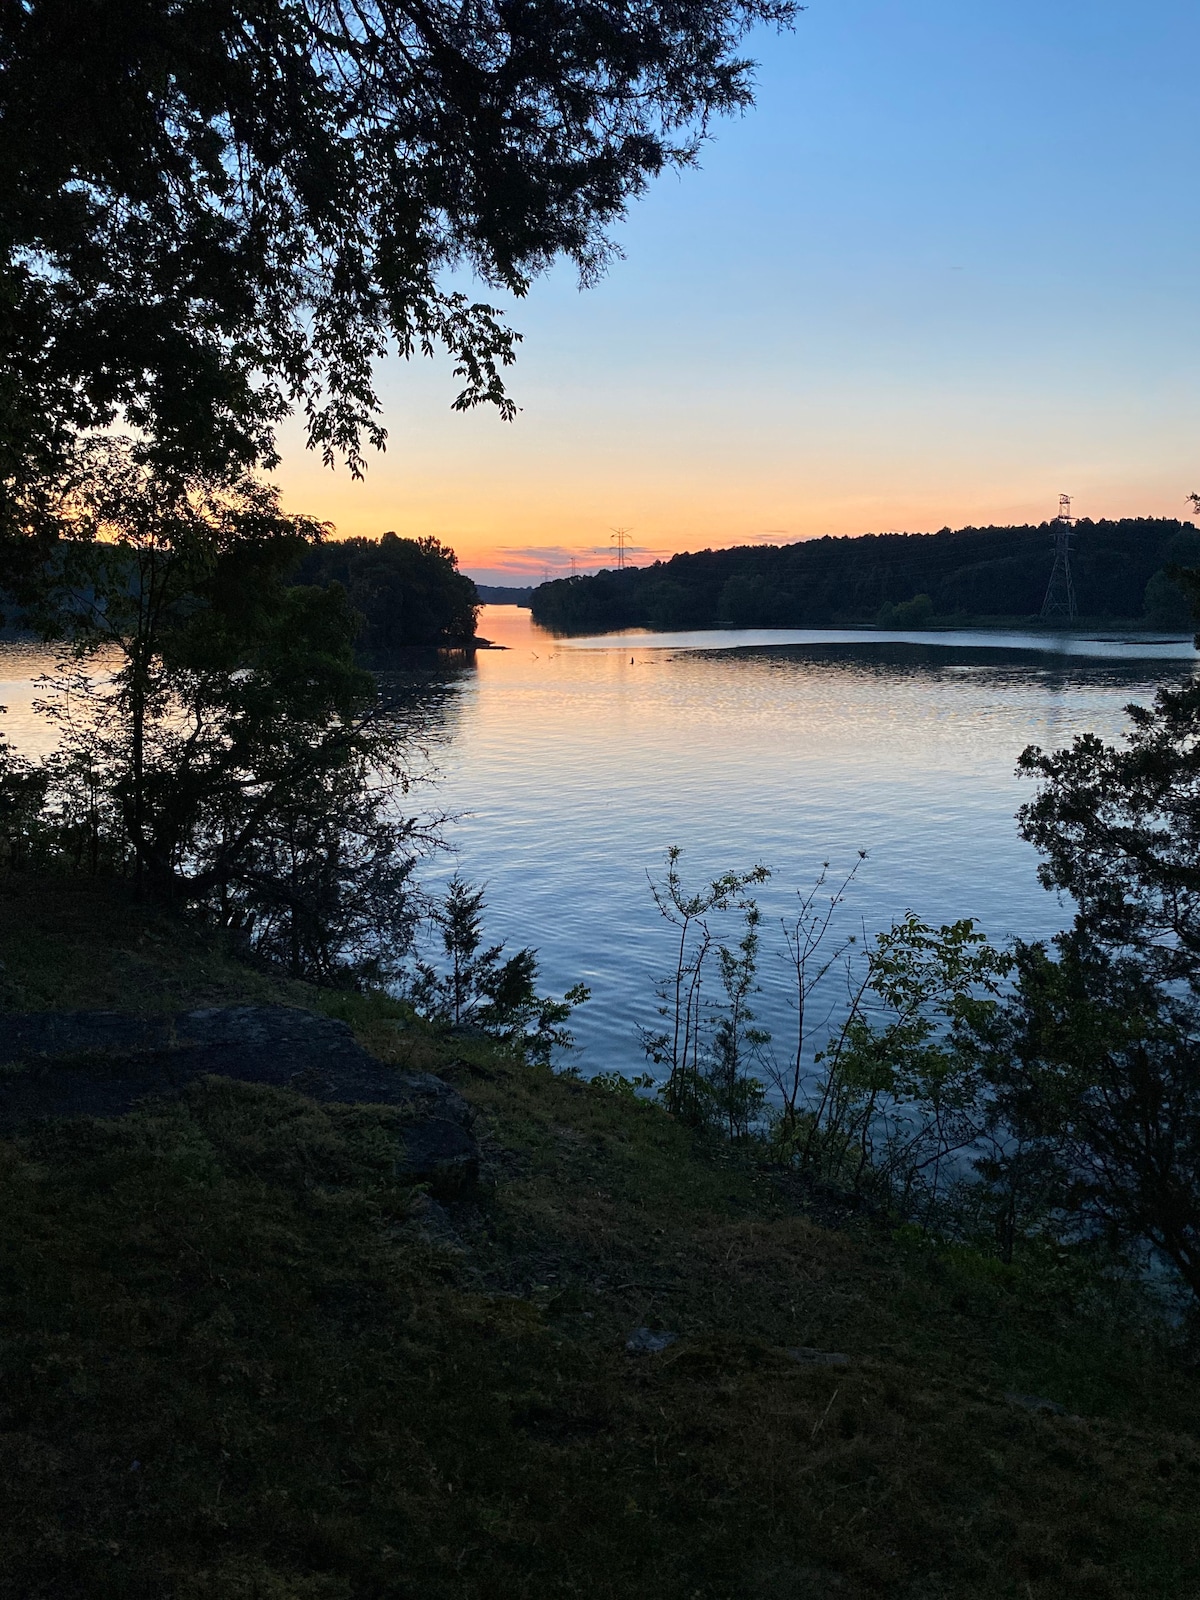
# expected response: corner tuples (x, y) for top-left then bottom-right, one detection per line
(486, 546), (604, 579)
(497, 545), (581, 563)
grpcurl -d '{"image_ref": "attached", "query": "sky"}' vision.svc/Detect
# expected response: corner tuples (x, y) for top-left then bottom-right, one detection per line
(274, 0), (1200, 587)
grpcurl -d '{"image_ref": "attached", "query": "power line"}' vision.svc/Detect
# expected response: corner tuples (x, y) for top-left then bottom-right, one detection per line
(610, 526), (631, 571)
(1040, 494), (1077, 622)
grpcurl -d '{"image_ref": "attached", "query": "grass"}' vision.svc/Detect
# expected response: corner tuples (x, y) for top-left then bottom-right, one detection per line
(0, 877), (316, 1015)
(1, 876), (1199, 1597)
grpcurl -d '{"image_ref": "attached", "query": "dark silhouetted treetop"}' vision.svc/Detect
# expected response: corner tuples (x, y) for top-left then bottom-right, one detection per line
(0, 0), (795, 500)
(1017, 679), (1200, 986)
(530, 518), (1199, 633)
(299, 532), (481, 651)
(0, 437), (443, 979)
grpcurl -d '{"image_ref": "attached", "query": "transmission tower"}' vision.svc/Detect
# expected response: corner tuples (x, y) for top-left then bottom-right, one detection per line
(1040, 494), (1077, 622)
(610, 526), (631, 571)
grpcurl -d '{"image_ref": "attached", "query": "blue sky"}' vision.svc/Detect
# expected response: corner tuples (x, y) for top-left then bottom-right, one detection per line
(276, 0), (1200, 584)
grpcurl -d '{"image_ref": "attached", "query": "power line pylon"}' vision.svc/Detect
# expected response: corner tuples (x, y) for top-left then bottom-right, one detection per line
(610, 526), (631, 571)
(1040, 494), (1077, 622)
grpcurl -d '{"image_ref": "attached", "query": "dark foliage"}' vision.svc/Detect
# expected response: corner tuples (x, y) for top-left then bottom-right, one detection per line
(982, 934), (1200, 1304)
(640, 847), (770, 1125)
(531, 519), (1200, 633)
(412, 874), (588, 1058)
(0, 0), (794, 505)
(2, 439), (440, 982)
(1017, 679), (1200, 985)
(298, 531), (480, 651)
(475, 583), (534, 606)
(958, 678), (1200, 1303)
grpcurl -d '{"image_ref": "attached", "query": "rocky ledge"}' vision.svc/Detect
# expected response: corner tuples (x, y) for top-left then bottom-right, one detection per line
(0, 1004), (478, 1197)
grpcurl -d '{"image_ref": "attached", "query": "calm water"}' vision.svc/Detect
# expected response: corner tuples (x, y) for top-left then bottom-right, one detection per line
(4, 609), (1197, 1074)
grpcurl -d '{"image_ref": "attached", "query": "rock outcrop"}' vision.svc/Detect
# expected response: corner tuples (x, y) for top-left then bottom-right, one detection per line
(0, 1004), (478, 1196)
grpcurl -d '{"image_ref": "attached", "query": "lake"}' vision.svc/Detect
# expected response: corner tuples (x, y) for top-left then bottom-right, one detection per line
(4, 607), (1197, 1075)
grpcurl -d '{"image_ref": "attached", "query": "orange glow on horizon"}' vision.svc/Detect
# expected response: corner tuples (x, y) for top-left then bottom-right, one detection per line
(273, 356), (1199, 586)
(282, 473), (1196, 584)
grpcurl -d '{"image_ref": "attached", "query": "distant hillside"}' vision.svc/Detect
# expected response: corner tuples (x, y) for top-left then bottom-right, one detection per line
(475, 584), (534, 606)
(530, 519), (1200, 634)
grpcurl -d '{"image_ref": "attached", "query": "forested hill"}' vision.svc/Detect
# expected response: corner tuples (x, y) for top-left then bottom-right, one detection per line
(531, 518), (1200, 634)
(298, 533), (480, 651)
(475, 584), (534, 606)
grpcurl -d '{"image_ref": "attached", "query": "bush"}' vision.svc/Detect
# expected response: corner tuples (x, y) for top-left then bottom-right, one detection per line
(878, 593), (935, 628)
(1142, 567), (1193, 630)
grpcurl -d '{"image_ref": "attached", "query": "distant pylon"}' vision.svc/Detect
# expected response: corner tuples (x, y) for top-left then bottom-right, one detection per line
(1040, 495), (1077, 622)
(610, 526), (631, 571)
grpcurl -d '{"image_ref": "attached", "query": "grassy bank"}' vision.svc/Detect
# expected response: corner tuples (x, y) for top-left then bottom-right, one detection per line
(1, 879), (1198, 1598)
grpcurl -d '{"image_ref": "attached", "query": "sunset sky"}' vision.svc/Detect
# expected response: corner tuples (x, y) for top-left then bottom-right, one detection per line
(275, 0), (1200, 587)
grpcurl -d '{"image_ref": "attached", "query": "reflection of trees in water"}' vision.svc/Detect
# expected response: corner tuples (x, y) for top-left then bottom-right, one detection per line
(0, 647), (475, 767)
(374, 656), (473, 751)
(690, 642), (1200, 700)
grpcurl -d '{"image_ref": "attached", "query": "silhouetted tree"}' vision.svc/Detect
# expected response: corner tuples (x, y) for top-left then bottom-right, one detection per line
(299, 533), (480, 651)
(641, 847), (770, 1122)
(412, 875), (587, 1058)
(1017, 681), (1200, 986)
(1, 0), (795, 508)
(710, 902), (770, 1136)
(972, 679), (1200, 1302)
(1143, 568), (1194, 630)
(6, 437), (439, 980)
(980, 931), (1200, 1302)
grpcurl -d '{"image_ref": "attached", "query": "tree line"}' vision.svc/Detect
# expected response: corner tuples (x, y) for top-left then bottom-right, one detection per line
(531, 518), (1200, 633)
(1, 526), (483, 655)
